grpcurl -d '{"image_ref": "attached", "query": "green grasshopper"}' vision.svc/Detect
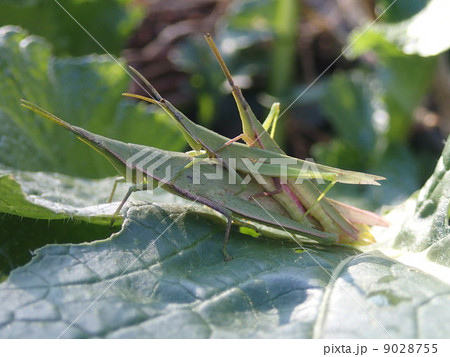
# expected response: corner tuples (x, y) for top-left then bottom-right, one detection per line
(21, 99), (340, 260)
(203, 34), (389, 243)
(123, 70), (382, 185)
(20, 36), (387, 259)
(122, 35), (388, 246)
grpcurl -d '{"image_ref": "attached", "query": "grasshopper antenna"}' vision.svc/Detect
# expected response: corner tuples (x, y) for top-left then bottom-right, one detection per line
(204, 33), (236, 89)
(128, 66), (163, 101)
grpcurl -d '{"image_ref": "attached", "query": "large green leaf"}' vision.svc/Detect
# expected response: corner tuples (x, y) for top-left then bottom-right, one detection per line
(0, 163), (189, 278)
(1, 202), (450, 338)
(0, 26), (186, 178)
(0, 164), (122, 223)
(385, 134), (450, 267)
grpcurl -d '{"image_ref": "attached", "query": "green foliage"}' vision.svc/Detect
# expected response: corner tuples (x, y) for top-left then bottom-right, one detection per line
(312, 0), (448, 207)
(313, 70), (426, 208)
(1, 0), (450, 338)
(392, 136), (450, 265)
(376, 0), (428, 22)
(172, 0), (280, 127)
(0, 27), (186, 178)
(319, 72), (377, 167)
(367, 0), (450, 58)
(0, 0), (144, 56)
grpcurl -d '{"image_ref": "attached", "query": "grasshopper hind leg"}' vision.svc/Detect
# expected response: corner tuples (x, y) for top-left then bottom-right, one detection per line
(249, 177), (282, 200)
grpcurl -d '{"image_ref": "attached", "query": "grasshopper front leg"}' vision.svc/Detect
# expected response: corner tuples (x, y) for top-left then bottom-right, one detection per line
(299, 180), (336, 222)
(110, 183), (149, 226)
(108, 177), (127, 203)
(262, 103), (280, 139)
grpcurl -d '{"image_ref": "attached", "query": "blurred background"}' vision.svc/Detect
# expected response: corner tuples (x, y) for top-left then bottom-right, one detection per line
(1, 0), (449, 210)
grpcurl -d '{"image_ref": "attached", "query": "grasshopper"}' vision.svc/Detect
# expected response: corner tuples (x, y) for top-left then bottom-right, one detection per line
(20, 36), (387, 259)
(123, 70), (383, 185)
(203, 34), (389, 243)
(21, 100), (340, 260)
(122, 34), (388, 246)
